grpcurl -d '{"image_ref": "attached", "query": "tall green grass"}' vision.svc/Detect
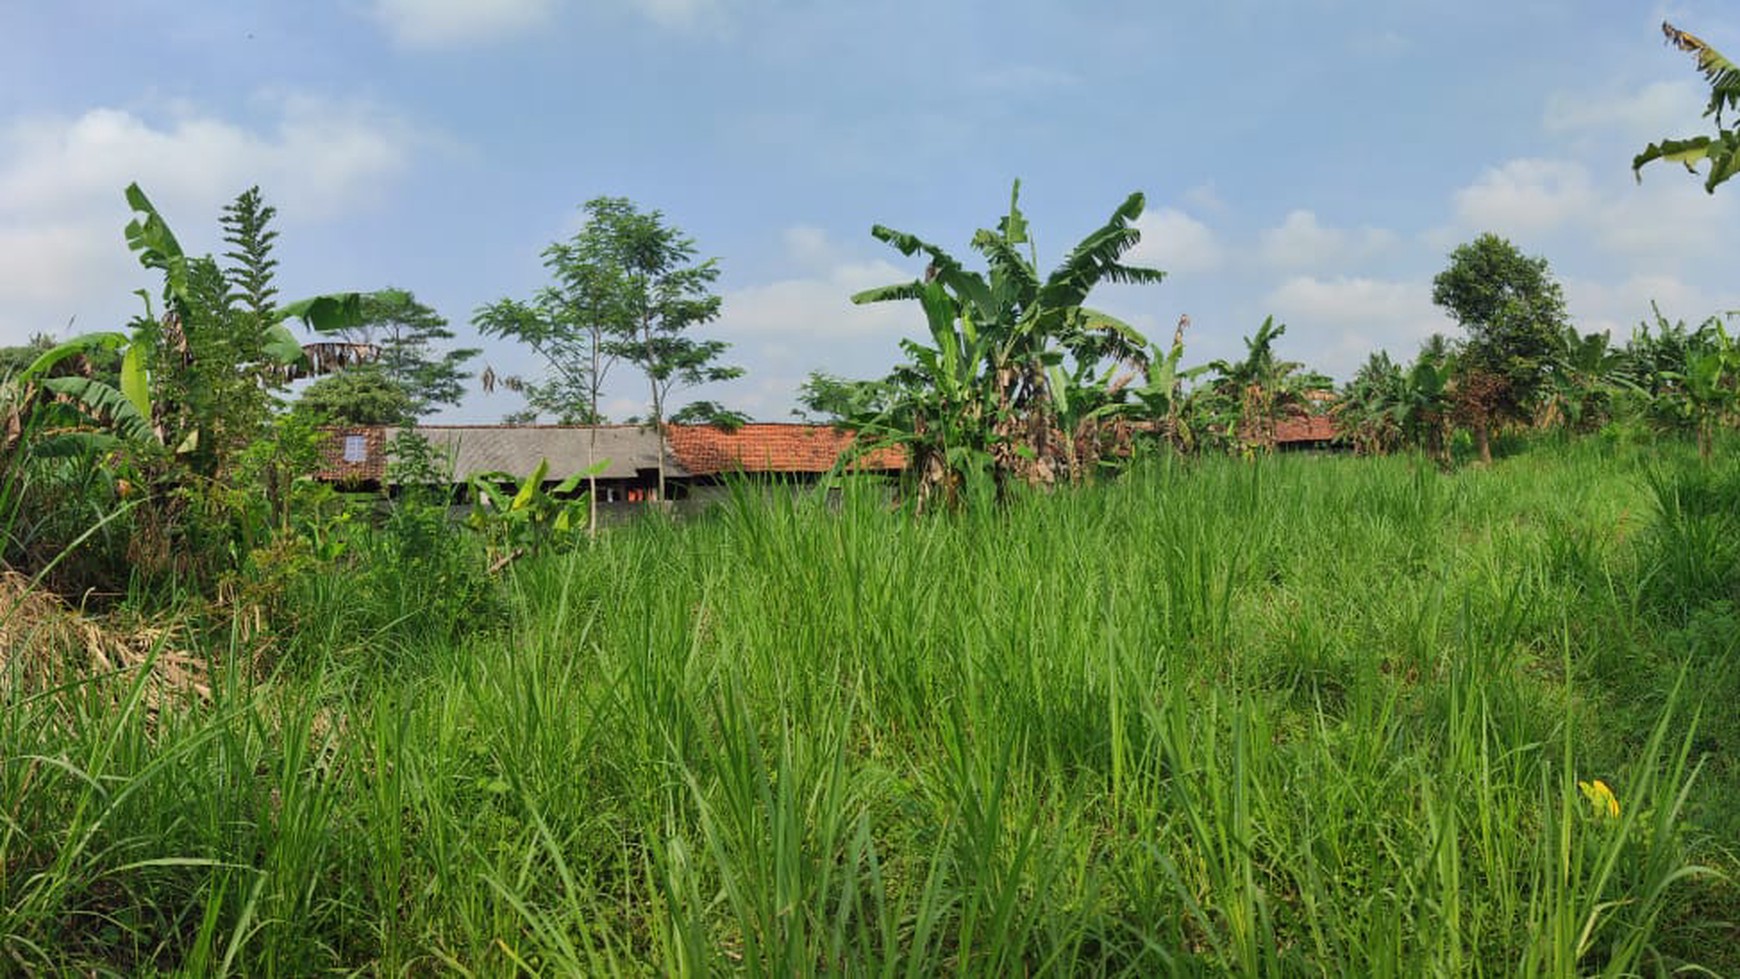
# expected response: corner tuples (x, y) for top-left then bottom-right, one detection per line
(2, 442), (1733, 974)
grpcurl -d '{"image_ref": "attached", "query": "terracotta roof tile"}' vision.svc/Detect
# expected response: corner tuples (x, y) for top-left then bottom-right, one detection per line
(1272, 413), (1338, 444)
(666, 423), (906, 475)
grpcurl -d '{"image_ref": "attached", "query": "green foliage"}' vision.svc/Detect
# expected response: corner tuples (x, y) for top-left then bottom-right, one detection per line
(1635, 22), (1740, 193)
(1431, 233), (1569, 462)
(791, 370), (889, 423)
(295, 366), (415, 426)
(3, 446), (1734, 973)
(0, 184), (373, 594)
(476, 197), (741, 438)
(307, 288), (476, 422)
(851, 181), (1164, 508)
(464, 457), (602, 565)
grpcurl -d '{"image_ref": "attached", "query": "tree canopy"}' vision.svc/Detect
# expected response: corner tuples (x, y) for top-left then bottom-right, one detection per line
(1430, 233), (1569, 462)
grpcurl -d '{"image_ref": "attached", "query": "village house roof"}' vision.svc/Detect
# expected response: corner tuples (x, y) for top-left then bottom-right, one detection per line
(314, 422), (904, 485)
(409, 425), (682, 482)
(314, 424), (682, 484)
(1272, 413), (1338, 444)
(665, 423), (907, 475)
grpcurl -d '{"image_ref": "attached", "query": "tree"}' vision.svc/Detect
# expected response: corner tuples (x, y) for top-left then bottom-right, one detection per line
(600, 200), (740, 501)
(851, 182), (1162, 508)
(476, 196), (742, 516)
(1635, 22), (1740, 193)
(308, 288), (476, 422)
(296, 367), (415, 426)
(1431, 233), (1568, 463)
(791, 370), (893, 424)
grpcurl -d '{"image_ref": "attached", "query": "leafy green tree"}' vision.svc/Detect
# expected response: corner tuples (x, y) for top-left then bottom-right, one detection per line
(791, 370), (894, 424)
(851, 182), (1162, 508)
(308, 288), (476, 422)
(296, 367), (415, 426)
(1431, 233), (1568, 463)
(478, 197), (740, 504)
(601, 200), (740, 499)
(1635, 22), (1740, 193)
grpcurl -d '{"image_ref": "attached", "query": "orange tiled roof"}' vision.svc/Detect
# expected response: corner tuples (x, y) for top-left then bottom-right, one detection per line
(1273, 413), (1338, 444)
(666, 423), (906, 475)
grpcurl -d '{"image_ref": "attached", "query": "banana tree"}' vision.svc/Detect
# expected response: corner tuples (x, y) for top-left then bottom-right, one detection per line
(1204, 316), (1314, 452)
(15, 185), (372, 469)
(1635, 22), (1740, 193)
(1657, 319), (1740, 460)
(465, 457), (605, 567)
(1539, 327), (1635, 433)
(851, 181), (1164, 505)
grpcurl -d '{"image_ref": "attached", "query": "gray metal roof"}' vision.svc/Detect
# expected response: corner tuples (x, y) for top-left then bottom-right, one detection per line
(396, 425), (688, 481)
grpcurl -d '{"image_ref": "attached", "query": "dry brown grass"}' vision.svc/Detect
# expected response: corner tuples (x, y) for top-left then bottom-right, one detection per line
(0, 569), (209, 703)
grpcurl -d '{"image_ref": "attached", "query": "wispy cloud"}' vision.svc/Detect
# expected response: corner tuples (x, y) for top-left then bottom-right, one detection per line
(1128, 208), (1223, 275)
(369, 0), (557, 48)
(1258, 210), (1397, 270)
(0, 95), (428, 344)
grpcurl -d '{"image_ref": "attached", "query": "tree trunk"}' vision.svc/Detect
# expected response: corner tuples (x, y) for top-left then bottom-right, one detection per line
(587, 423), (599, 538)
(1474, 416), (1492, 465)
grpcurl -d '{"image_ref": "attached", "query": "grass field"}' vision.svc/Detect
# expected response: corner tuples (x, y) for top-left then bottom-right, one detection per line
(3, 438), (1737, 974)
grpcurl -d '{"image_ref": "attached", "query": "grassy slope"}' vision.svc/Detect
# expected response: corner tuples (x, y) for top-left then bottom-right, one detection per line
(3, 439), (1736, 975)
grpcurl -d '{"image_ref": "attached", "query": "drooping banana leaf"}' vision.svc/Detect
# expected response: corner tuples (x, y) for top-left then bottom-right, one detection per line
(1636, 23), (1740, 192)
(41, 376), (156, 445)
(279, 293), (368, 334)
(120, 341), (151, 419)
(262, 321), (311, 370)
(21, 332), (128, 382)
(24, 430), (122, 459)
(512, 458), (551, 512)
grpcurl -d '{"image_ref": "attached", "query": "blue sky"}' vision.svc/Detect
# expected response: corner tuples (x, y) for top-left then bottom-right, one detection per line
(4, 1), (1738, 422)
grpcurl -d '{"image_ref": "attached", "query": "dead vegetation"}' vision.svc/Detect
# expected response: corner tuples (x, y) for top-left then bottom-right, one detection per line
(0, 570), (209, 704)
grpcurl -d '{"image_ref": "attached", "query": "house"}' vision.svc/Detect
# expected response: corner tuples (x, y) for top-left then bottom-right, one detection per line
(314, 424), (685, 506)
(1272, 412), (1339, 450)
(313, 423), (905, 506)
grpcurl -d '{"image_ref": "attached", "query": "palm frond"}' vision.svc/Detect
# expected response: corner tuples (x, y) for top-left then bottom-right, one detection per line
(1664, 21), (1740, 119)
(1037, 192), (1162, 310)
(850, 281), (926, 305)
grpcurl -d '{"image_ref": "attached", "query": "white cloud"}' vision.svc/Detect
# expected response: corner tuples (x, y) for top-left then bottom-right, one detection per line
(1258, 210), (1397, 269)
(1592, 175), (1736, 262)
(1543, 80), (1704, 143)
(0, 97), (426, 344)
(717, 257), (916, 340)
(369, 0), (556, 48)
(1128, 208), (1222, 275)
(1439, 147), (1735, 271)
(1453, 158), (1597, 236)
(1563, 273), (1739, 340)
(1264, 275), (1444, 378)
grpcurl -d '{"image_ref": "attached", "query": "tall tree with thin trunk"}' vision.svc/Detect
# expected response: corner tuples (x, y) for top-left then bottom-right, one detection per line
(592, 199), (737, 503)
(476, 197), (738, 521)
